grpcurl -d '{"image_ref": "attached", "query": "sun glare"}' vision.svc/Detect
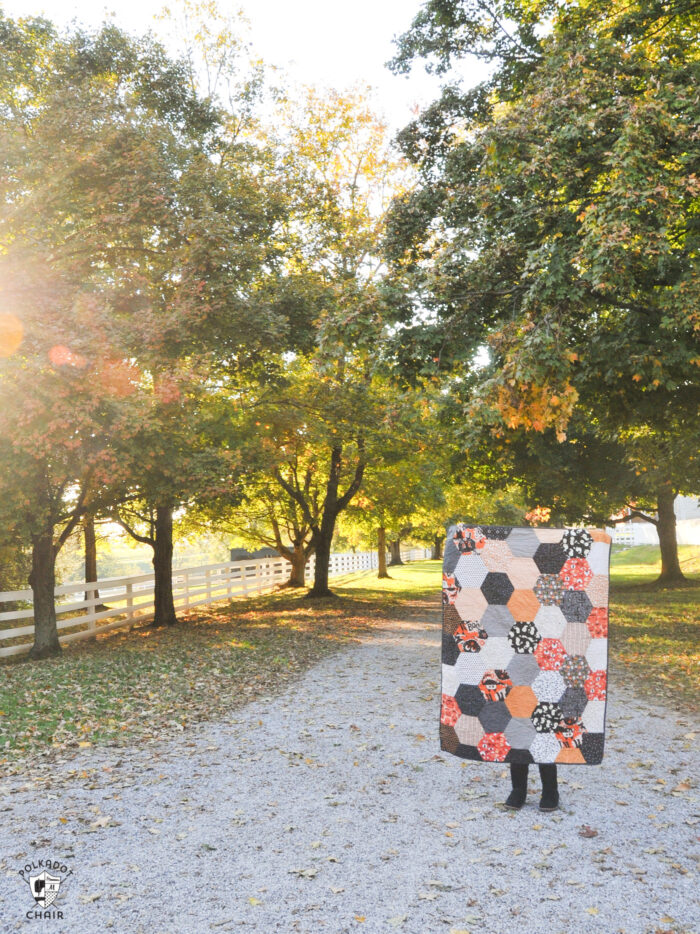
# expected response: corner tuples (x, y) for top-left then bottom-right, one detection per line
(0, 312), (24, 357)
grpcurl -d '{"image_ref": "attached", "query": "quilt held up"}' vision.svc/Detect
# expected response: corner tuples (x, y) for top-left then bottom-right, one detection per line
(440, 525), (611, 765)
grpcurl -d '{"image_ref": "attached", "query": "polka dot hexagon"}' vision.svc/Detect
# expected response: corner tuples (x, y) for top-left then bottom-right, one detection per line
(440, 524), (610, 765)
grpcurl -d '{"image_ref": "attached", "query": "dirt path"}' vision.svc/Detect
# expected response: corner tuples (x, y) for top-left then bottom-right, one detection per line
(0, 597), (697, 934)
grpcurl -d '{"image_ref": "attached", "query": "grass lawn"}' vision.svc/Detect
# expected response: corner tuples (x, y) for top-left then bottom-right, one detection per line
(1, 547), (697, 772)
(609, 545), (699, 713)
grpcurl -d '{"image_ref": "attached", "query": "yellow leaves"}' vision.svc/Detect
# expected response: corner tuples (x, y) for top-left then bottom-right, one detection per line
(524, 507), (551, 526)
(248, 896), (262, 906)
(492, 380), (578, 437)
(632, 373), (642, 381)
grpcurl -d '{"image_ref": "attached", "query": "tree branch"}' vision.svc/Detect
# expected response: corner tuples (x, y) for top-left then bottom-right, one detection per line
(335, 436), (367, 515)
(273, 467), (318, 531)
(112, 513), (155, 546)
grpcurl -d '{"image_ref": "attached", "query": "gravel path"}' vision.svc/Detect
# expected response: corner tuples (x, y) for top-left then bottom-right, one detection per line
(0, 596), (698, 934)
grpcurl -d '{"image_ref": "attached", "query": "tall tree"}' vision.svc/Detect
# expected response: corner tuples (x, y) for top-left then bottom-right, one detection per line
(247, 87), (411, 597)
(0, 15), (280, 653)
(386, 0), (700, 584)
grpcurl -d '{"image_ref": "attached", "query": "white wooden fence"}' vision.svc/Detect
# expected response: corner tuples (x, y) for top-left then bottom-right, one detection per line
(0, 547), (431, 658)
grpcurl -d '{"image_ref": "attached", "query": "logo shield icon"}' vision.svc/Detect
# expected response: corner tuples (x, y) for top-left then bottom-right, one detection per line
(29, 871), (61, 908)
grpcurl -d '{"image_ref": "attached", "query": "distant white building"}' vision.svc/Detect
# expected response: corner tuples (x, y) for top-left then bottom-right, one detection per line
(607, 494), (700, 546)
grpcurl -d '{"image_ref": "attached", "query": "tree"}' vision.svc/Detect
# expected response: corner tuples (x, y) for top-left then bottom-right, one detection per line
(345, 387), (446, 576)
(194, 438), (323, 588)
(0, 15), (281, 653)
(248, 355), (370, 597)
(386, 0), (700, 584)
(242, 87), (411, 597)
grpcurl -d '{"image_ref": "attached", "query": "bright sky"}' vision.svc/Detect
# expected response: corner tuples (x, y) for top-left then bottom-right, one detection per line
(1, 0), (489, 131)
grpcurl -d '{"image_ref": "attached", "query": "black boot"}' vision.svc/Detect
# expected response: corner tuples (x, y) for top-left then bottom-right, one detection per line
(538, 764), (559, 811)
(504, 763), (528, 809)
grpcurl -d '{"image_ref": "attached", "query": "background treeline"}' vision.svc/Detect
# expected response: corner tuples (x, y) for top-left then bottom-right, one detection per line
(0, 0), (697, 659)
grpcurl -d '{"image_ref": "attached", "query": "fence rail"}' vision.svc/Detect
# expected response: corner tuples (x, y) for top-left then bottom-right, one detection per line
(0, 547), (431, 658)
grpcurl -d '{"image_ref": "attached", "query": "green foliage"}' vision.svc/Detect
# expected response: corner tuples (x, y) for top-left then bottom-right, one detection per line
(0, 13), (287, 563)
(387, 0), (700, 521)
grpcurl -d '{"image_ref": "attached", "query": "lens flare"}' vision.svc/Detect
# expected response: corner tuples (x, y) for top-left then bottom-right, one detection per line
(0, 313), (24, 357)
(48, 345), (87, 367)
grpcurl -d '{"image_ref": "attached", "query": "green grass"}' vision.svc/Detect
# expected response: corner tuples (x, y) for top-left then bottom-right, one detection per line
(609, 545), (699, 712)
(611, 543), (700, 577)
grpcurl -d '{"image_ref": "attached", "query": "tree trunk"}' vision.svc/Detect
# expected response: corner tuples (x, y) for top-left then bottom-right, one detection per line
(388, 537), (404, 566)
(308, 525), (334, 597)
(286, 544), (308, 587)
(83, 513), (101, 607)
(656, 486), (685, 585)
(431, 533), (443, 561)
(377, 526), (390, 578)
(152, 505), (177, 626)
(307, 446), (342, 598)
(28, 529), (61, 659)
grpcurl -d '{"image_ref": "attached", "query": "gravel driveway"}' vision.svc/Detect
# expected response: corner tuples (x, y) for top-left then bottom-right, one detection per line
(0, 596), (697, 934)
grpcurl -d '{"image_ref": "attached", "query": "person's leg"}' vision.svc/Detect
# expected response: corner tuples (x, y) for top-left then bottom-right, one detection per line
(504, 763), (529, 809)
(538, 764), (559, 811)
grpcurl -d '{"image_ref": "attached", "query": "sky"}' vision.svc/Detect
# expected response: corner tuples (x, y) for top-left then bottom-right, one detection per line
(1, 0), (489, 131)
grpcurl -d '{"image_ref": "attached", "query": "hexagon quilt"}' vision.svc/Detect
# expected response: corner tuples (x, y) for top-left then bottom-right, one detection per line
(440, 524), (610, 764)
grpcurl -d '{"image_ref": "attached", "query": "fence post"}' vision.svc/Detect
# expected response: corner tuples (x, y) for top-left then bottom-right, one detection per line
(126, 581), (134, 622)
(87, 586), (97, 638)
